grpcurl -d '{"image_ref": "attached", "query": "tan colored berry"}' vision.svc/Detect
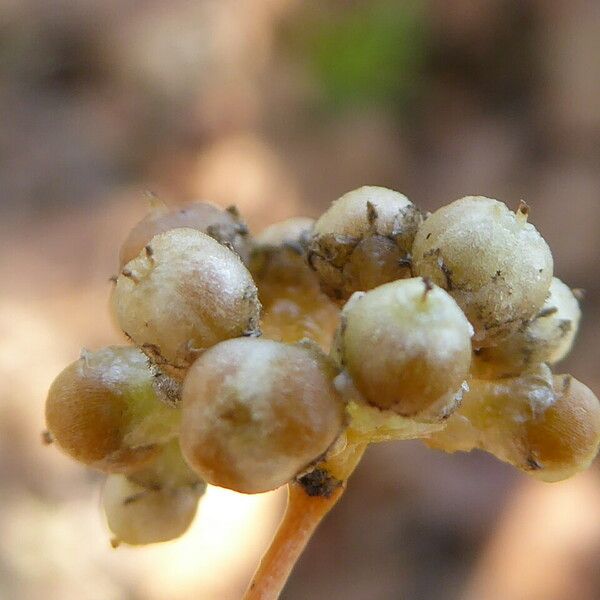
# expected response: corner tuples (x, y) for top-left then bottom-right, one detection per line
(251, 217), (339, 351)
(473, 277), (581, 378)
(45, 346), (180, 472)
(412, 196), (553, 347)
(338, 278), (472, 421)
(120, 201), (250, 267)
(308, 186), (422, 302)
(112, 228), (261, 379)
(180, 338), (346, 494)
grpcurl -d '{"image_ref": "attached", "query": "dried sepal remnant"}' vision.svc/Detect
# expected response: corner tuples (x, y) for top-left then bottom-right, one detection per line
(251, 217), (339, 350)
(180, 338), (346, 494)
(307, 186), (423, 302)
(412, 196), (553, 347)
(45, 346), (180, 472)
(103, 473), (202, 546)
(112, 228), (261, 379)
(425, 369), (600, 482)
(337, 278), (473, 422)
(119, 200), (251, 267)
(473, 277), (582, 379)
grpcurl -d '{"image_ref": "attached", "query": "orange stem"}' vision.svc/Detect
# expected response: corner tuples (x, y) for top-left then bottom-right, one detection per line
(243, 441), (367, 600)
(243, 482), (344, 600)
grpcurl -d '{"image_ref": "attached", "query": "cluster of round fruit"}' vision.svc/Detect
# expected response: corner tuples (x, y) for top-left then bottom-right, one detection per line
(45, 187), (600, 547)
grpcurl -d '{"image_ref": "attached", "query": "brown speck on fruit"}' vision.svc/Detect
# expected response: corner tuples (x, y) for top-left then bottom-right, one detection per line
(535, 306), (559, 319)
(426, 232), (432, 240)
(422, 277), (434, 298)
(398, 254), (412, 269)
(297, 468), (341, 498)
(144, 245), (154, 263)
(219, 240), (236, 253)
(226, 205), (240, 218)
(110, 538), (121, 549)
(516, 200), (530, 222)
(121, 268), (140, 284)
(436, 253), (454, 291)
(123, 491), (148, 505)
(108, 275), (118, 284)
(366, 201), (378, 227)
(41, 430), (54, 445)
(558, 320), (572, 337)
(526, 455), (542, 471)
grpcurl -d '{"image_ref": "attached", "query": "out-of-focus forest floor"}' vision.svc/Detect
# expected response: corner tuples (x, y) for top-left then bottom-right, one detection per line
(1, 1), (600, 599)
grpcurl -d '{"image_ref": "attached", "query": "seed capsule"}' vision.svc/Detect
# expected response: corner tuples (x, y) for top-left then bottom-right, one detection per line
(473, 277), (581, 378)
(45, 346), (180, 472)
(112, 228), (261, 379)
(426, 370), (600, 482)
(119, 200), (250, 267)
(103, 473), (202, 546)
(308, 186), (422, 302)
(337, 278), (472, 421)
(412, 196), (553, 346)
(180, 338), (346, 494)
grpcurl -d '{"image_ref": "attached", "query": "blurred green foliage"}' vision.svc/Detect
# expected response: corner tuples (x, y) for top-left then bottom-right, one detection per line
(290, 1), (427, 110)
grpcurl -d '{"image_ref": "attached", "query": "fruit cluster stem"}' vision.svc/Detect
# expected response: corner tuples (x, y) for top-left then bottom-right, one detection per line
(243, 442), (367, 600)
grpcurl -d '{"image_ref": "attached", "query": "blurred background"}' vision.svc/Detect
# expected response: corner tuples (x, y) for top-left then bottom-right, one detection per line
(1, 0), (600, 598)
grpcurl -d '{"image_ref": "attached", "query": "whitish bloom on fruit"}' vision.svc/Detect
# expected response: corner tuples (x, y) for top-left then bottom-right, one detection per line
(119, 200), (250, 267)
(412, 196), (553, 347)
(336, 278), (473, 422)
(112, 228), (261, 379)
(103, 473), (202, 546)
(180, 338), (346, 494)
